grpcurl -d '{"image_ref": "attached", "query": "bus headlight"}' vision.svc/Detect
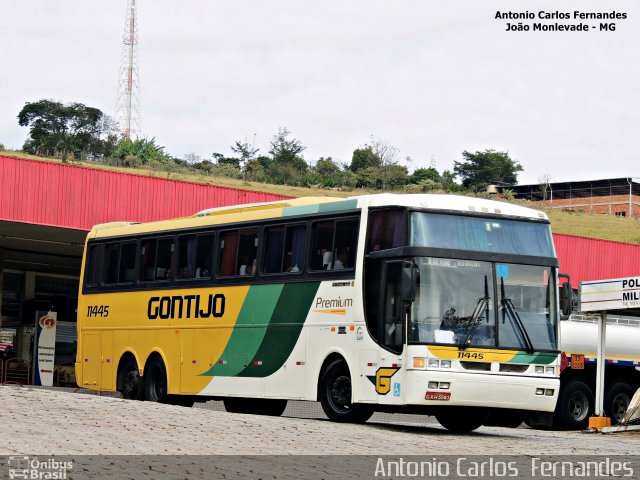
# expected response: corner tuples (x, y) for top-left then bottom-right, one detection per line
(535, 366), (544, 374)
(545, 366), (555, 374)
(440, 360), (452, 369)
(428, 359), (440, 368)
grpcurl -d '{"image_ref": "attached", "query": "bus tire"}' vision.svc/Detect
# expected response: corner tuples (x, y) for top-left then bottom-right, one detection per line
(554, 380), (593, 430)
(319, 360), (374, 423)
(144, 356), (169, 404)
(604, 382), (634, 425)
(118, 357), (143, 400)
(435, 407), (488, 432)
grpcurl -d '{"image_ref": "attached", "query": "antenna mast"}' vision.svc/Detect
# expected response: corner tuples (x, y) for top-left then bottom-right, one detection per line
(117, 0), (141, 140)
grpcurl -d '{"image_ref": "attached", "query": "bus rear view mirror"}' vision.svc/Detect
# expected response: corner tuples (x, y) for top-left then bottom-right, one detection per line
(402, 261), (417, 307)
(559, 273), (573, 320)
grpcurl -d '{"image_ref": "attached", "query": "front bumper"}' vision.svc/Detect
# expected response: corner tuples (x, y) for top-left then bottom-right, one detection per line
(405, 370), (559, 412)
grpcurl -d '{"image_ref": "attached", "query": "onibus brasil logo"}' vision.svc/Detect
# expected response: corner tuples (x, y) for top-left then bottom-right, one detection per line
(8, 456), (72, 479)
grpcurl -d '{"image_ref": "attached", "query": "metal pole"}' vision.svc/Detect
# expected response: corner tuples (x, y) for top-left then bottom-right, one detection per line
(595, 311), (607, 416)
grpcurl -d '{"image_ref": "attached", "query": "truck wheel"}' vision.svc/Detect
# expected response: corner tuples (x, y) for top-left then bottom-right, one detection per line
(554, 380), (593, 430)
(605, 382), (634, 424)
(320, 359), (374, 423)
(435, 407), (488, 432)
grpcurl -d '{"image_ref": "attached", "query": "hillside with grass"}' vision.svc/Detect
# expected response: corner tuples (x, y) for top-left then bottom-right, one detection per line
(2, 150), (638, 245)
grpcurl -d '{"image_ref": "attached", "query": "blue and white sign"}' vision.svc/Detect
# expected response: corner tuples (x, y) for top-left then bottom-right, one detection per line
(580, 276), (640, 312)
(393, 382), (401, 397)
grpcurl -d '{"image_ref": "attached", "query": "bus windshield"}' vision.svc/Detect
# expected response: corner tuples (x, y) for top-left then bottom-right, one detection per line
(410, 212), (555, 257)
(409, 258), (557, 351)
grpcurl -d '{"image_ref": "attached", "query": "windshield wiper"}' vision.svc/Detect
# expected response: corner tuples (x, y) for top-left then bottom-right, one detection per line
(459, 276), (491, 349)
(500, 278), (534, 354)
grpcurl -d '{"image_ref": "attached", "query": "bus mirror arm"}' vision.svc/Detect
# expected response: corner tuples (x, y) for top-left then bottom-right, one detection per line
(558, 273), (573, 320)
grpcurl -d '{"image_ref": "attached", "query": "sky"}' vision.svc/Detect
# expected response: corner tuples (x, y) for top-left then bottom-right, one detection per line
(1, 1), (638, 185)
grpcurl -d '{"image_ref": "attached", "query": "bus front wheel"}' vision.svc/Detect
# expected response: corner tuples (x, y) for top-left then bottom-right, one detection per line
(144, 356), (169, 403)
(320, 360), (374, 423)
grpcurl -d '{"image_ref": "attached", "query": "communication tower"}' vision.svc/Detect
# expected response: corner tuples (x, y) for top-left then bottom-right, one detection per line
(117, 0), (141, 139)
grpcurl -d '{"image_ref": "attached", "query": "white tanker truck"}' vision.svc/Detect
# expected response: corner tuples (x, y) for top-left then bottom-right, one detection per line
(550, 314), (640, 429)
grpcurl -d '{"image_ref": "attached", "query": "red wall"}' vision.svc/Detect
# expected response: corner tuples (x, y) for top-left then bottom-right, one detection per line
(0, 156), (291, 231)
(554, 233), (640, 287)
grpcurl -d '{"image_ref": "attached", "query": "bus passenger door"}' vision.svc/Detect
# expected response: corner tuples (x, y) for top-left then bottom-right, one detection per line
(376, 260), (406, 404)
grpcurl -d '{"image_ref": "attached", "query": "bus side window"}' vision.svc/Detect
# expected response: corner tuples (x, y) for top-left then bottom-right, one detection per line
(195, 234), (214, 278)
(284, 225), (306, 272)
(155, 239), (174, 280)
(177, 235), (196, 279)
(218, 231), (241, 277)
(103, 243), (120, 284)
(263, 226), (285, 274)
(310, 221), (335, 270)
(140, 239), (157, 281)
(118, 242), (137, 283)
(237, 229), (258, 276)
(334, 220), (358, 269)
(84, 244), (99, 287)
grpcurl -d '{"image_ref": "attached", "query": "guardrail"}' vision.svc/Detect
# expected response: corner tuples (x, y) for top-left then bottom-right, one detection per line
(569, 313), (640, 327)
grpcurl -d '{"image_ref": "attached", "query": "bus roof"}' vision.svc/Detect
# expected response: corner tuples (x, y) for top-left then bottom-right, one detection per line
(89, 193), (547, 239)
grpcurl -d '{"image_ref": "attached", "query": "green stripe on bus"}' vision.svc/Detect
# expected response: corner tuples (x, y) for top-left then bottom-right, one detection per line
(201, 284), (284, 376)
(282, 199), (358, 217)
(237, 282), (320, 377)
(508, 351), (557, 365)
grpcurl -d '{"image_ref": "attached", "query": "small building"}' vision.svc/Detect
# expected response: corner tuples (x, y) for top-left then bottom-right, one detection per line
(510, 177), (640, 218)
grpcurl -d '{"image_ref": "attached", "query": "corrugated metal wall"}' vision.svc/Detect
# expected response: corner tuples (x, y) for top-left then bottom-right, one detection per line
(0, 155), (291, 231)
(553, 233), (640, 286)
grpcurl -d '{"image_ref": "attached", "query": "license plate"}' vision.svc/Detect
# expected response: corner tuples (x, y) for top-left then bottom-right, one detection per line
(572, 354), (585, 370)
(425, 391), (451, 401)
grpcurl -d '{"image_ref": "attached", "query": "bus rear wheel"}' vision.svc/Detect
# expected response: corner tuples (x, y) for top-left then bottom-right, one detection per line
(435, 407), (488, 432)
(144, 356), (169, 403)
(320, 360), (374, 423)
(118, 357), (142, 400)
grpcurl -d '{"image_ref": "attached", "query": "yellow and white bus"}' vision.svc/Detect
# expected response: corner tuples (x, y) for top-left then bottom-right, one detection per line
(76, 193), (561, 431)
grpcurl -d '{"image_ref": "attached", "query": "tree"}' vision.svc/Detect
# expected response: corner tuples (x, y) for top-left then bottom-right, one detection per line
(230, 138), (259, 175)
(411, 167), (441, 184)
(269, 127), (307, 170)
(538, 174), (552, 202)
(18, 99), (112, 161)
(112, 137), (171, 166)
(350, 146), (380, 172)
(453, 149), (523, 191)
(266, 128), (307, 184)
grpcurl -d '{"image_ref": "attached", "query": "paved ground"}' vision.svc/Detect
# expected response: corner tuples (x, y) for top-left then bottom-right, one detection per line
(1, 386), (637, 456)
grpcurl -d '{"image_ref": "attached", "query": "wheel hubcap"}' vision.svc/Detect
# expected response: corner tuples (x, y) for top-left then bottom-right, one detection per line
(122, 370), (138, 398)
(330, 375), (352, 412)
(568, 391), (589, 421)
(611, 393), (629, 423)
